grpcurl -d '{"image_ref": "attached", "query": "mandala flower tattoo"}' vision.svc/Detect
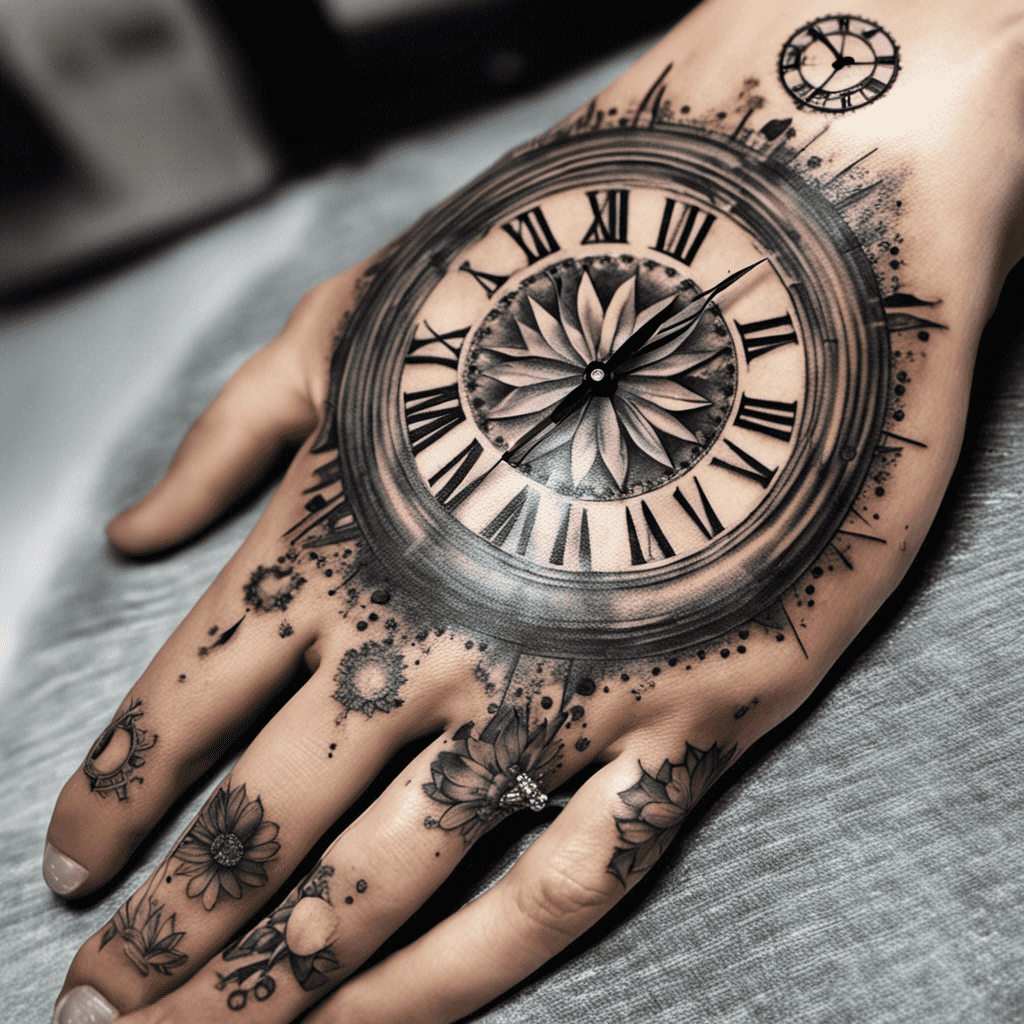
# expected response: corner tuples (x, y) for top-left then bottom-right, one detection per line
(423, 706), (565, 842)
(100, 890), (187, 977)
(173, 781), (281, 911)
(475, 260), (732, 495)
(83, 698), (157, 801)
(217, 863), (341, 1011)
(608, 741), (736, 885)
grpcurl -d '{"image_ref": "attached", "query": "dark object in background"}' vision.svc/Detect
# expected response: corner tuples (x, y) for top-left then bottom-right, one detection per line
(0, 0), (684, 302)
(203, 0), (683, 176)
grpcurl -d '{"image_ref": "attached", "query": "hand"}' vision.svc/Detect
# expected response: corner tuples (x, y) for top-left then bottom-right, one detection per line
(45, 2), (1024, 1023)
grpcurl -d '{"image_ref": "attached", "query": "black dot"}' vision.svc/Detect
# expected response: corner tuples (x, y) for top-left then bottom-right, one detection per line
(776, 634), (785, 642)
(487, 703), (498, 714)
(875, 486), (885, 497)
(356, 879), (367, 892)
(345, 896), (354, 905)
(465, 640), (474, 649)
(371, 589), (391, 604)
(540, 695), (553, 709)
(918, 331), (929, 342)
(603, 686), (610, 693)
(897, 371), (908, 382)
(890, 246), (899, 255)
(805, 585), (815, 595)
(889, 260), (900, 270)
(575, 737), (591, 752)
(570, 705), (584, 721)
(357, 621), (368, 631)
(893, 410), (905, 421)
(324, 569), (333, 577)
(621, 673), (630, 681)
(166, 876), (172, 884)
(737, 645), (746, 654)
(808, 600), (815, 607)
(697, 650), (706, 660)
(721, 649), (730, 658)
(894, 384), (905, 396)
(435, 851), (440, 857)
(668, 658), (678, 667)
(576, 678), (596, 696)
(681, 105), (690, 113)
(651, 667), (661, 676)
(738, 629), (749, 640)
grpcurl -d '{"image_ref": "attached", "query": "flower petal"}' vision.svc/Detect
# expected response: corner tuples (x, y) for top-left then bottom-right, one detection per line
(598, 275), (637, 360)
(571, 405), (600, 485)
(529, 297), (581, 366)
(217, 869), (244, 901)
(640, 801), (686, 829)
(483, 358), (578, 389)
(624, 376), (708, 411)
(488, 378), (578, 419)
(232, 798), (264, 842)
(438, 802), (484, 829)
(615, 397), (673, 468)
(516, 319), (567, 362)
(629, 347), (722, 376)
(595, 397), (628, 488)
(575, 272), (604, 362)
(620, 393), (700, 445)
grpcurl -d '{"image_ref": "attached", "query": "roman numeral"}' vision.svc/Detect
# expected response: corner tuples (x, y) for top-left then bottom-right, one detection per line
(481, 486), (540, 554)
(861, 77), (888, 96)
(549, 504), (591, 570)
(836, 16), (850, 34)
(651, 198), (716, 265)
(582, 189), (629, 244)
(734, 394), (797, 442)
(712, 438), (778, 488)
(403, 384), (465, 455)
(428, 439), (485, 508)
(733, 313), (798, 362)
(781, 45), (802, 70)
(406, 324), (469, 370)
(502, 207), (560, 264)
(673, 479), (723, 542)
(459, 260), (508, 298)
(626, 501), (675, 565)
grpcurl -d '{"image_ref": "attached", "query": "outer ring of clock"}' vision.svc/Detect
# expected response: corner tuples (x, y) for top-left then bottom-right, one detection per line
(335, 127), (889, 658)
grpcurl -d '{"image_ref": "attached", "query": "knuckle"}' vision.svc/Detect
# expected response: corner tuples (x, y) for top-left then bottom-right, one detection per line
(512, 853), (620, 951)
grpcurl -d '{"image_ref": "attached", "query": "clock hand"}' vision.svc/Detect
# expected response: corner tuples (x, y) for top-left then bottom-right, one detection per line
(502, 381), (593, 467)
(605, 258), (766, 374)
(808, 25), (844, 61)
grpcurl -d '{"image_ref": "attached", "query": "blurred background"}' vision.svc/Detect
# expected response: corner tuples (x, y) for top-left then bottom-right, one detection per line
(0, 0), (687, 677)
(1, 0), (682, 300)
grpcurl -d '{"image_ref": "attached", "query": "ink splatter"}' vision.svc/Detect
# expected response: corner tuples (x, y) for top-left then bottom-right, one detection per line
(198, 615), (245, 657)
(332, 641), (408, 718)
(279, 621), (294, 639)
(244, 565), (306, 613)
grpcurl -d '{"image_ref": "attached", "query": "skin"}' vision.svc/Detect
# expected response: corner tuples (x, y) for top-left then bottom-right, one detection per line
(46, 1), (1024, 1022)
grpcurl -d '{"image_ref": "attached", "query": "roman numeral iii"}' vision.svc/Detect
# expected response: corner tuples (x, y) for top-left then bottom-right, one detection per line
(651, 198), (716, 265)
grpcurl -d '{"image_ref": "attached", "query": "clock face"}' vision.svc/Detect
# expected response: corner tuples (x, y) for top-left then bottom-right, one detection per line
(335, 128), (888, 657)
(779, 15), (899, 112)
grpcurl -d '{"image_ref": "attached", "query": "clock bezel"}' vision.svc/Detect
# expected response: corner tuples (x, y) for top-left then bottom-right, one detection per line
(335, 127), (888, 657)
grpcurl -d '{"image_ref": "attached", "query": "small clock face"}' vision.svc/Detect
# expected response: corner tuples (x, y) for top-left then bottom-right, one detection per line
(779, 15), (899, 112)
(336, 129), (888, 657)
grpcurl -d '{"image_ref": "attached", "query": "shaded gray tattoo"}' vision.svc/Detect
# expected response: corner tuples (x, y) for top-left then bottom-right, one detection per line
(83, 698), (157, 801)
(100, 860), (187, 976)
(608, 741), (736, 885)
(217, 862), (341, 1010)
(424, 703), (566, 842)
(244, 563), (306, 612)
(332, 640), (408, 718)
(173, 781), (281, 911)
(199, 615), (245, 657)
(779, 15), (899, 114)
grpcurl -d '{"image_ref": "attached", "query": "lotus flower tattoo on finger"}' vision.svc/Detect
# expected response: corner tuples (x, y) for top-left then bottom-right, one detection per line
(608, 741), (736, 885)
(173, 781), (281, 911)
(423, 705), (566, 842)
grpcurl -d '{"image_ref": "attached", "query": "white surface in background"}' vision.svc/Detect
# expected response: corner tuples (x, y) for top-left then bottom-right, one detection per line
(0, 188), (323, 684)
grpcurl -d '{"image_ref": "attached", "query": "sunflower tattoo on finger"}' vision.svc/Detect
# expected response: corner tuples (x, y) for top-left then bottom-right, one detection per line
(173, 781), (281, 910)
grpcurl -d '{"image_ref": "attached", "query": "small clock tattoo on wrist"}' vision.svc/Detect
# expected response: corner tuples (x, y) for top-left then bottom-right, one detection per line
(779, 15), (899, 113)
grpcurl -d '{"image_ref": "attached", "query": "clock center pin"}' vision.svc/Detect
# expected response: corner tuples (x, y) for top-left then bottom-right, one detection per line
(584, 360), (617, 397)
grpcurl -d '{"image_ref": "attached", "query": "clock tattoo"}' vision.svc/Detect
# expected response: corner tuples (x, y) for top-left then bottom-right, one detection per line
(274, 64), (942, 840)
(779, 15), (900, 112)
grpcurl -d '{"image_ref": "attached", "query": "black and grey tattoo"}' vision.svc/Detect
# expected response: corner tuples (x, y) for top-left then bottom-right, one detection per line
(99, 882), (187, 977)
(424, 703), (566, 842)
(216, 861), (343, 1010)
(172, 780), (281, 911)
(608, 741), (736, 885)
(83, 698), (157, 801)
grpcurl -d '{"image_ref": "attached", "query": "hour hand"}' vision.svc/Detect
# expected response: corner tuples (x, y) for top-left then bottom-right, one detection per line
(502, 378), (593, 467)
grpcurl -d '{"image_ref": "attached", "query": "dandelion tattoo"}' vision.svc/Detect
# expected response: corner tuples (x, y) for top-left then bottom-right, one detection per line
(173, 781), (281, 911)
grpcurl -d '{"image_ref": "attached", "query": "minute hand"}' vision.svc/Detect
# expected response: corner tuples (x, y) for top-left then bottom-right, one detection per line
(605, 259), (766, 374)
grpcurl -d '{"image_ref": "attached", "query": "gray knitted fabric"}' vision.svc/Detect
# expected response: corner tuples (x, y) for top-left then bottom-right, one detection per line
(1, 44), (1021, 1024)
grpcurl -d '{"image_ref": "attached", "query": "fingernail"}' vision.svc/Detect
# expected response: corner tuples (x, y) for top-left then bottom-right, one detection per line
(52, 986), (119, 1024)
(43, 841), (89, 896)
